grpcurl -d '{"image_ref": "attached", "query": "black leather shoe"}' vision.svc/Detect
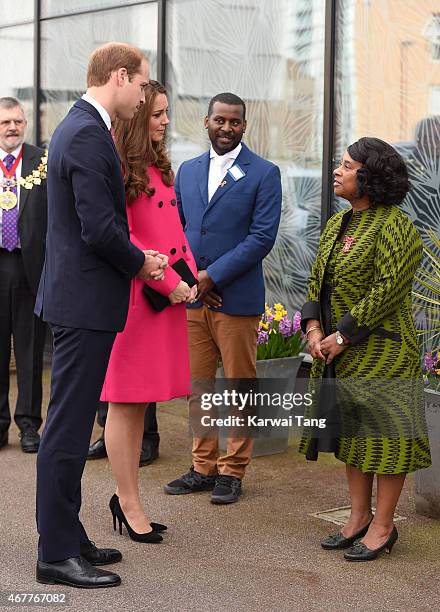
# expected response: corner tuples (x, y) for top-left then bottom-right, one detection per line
(36, 556), (121, 589)
(87, 436), (107, 460)
(344, 526), (398, 561)
(164, 467), (217, 495)
(321, 518), (373, 550)
(139, 442), (159, 467)
(211, 475), (242, 504)
(20, 428), (40, 453)
(0, 430), (8, 449)
(80, 540), (122, 566)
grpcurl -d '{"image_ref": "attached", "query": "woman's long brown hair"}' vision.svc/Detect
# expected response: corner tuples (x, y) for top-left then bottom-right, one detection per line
(114, 80), (174, 203)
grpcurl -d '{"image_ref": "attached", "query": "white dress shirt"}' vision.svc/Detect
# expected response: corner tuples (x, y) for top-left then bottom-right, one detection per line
(82, 92), (112, 131)
(0, 143), (23, 248)
(208, 142), (242, 202)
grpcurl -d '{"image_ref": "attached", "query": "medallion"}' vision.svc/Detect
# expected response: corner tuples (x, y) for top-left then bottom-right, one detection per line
(0, 190), (18, 211)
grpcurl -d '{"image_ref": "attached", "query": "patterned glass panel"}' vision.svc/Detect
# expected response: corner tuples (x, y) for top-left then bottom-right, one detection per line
(40, 3), (158, 145)
(167, 0), (326, 313)
(41, 0), (150, 18)
(0, 24), (34, 141)
(0, 1), (33, 25)
(334, 0), (440, 348)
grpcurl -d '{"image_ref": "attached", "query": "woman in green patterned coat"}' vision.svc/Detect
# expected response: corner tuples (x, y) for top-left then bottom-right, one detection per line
(300, 137), (431, 561)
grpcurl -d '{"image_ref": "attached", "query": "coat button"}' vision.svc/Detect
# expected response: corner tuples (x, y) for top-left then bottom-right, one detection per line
(182, 245), (187, 252)
(171, 199), (176, 206)
(158, 201), (164, 208)
(200, 256), (205, 261)
(170, 248), (176, 255)
(201, 230), (206, 235)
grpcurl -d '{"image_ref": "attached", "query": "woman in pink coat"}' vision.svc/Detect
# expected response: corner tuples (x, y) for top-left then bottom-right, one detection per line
(101, 81), (197, 543)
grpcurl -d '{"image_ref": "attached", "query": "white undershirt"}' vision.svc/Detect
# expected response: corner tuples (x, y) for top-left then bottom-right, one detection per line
(82, 92), (112, 131)
(208, 142), (242, 202)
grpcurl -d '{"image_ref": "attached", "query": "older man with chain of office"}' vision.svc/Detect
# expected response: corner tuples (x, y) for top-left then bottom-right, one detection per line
(0, 97), (48, 454)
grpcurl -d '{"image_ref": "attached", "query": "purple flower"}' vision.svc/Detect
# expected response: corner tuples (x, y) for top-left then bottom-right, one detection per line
(292, 311), (302, 333)
(423, 352), (436, 373)
(257, 330), (269, 345)
(278, 316), (293, 338)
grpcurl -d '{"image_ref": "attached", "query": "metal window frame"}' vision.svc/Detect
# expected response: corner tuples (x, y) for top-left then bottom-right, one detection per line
(33, 0), (41, 145)
(321, 0), (337, 229)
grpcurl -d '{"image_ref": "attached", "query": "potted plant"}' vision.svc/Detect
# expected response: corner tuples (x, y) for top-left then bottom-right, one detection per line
(412, 229), (440, 518)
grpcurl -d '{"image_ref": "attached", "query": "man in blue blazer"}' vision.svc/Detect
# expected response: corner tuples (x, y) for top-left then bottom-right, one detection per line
(165, 93), (281, 504)
(34, 43), (167, 589)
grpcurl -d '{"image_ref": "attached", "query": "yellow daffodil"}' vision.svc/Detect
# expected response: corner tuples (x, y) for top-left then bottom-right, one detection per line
(274, 303), (284, 311)
(260, 322), (269, 330)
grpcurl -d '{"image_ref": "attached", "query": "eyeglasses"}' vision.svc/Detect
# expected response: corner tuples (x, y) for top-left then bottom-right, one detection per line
(0, 119), (26, 127)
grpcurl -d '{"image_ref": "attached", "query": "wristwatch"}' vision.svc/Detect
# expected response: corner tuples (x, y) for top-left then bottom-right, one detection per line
(335, 330), (346, 345)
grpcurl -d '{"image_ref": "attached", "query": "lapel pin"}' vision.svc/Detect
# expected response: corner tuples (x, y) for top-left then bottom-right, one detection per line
(220, 180), (227, 188)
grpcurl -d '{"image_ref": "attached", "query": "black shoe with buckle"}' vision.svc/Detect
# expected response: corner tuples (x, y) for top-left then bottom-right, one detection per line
(139, 441), (159, 467)
(0, 430), (8, 450)
(164, 466), (217, 495)
(87, 436), (107, 460)
(321, 518), (373, 550)
(36, 556), (121, 589)
(80, 540), (122, 566)
(211, 475), (242, 504)
(20, 428), (40, 453)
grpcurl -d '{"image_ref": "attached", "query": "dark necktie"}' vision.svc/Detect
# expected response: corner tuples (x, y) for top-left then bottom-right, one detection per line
(2, 154), (19, 251)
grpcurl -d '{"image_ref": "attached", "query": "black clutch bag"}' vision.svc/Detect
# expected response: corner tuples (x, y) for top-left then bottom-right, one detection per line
(142, 257), (198, 312)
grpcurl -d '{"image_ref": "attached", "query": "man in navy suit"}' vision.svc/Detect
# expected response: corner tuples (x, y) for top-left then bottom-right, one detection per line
(165, 93), (281, 504)
(34, 43), (167, 588)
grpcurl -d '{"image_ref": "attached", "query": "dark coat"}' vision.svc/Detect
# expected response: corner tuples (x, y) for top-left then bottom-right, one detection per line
(35, 99), (144, 331)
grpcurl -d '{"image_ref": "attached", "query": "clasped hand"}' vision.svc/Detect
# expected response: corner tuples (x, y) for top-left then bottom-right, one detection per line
(169, 281), (197, 305)
(308, 330), (346, 364)
(137, 250), (168, 282)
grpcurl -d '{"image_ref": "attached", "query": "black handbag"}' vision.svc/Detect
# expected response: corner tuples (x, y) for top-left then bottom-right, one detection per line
(142, 258), (198, 312)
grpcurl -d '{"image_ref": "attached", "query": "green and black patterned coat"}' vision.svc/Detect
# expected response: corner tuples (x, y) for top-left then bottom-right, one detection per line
(300, 204), (431, 474)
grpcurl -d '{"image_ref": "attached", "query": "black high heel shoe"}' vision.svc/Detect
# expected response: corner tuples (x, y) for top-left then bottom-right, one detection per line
(109, 494), (167, 533)
(344, 526), (398, 561)
(321, 518), (373, 550)
(109, 496), (163, 543)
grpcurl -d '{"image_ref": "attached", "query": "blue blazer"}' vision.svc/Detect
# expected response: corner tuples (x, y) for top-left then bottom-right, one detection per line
(35, 99), (145, 332)
(175, 143), (281, 315)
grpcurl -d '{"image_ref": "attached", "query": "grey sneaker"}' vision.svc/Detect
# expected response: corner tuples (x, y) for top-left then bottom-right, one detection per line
(164, 467), (217, 495)
(210, 475), (242, 504)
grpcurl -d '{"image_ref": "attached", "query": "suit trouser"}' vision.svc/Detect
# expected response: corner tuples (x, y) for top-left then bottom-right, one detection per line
(187, 307), (260, 479)
(97, 401), (159, 445)
(0, 249), (46, 434)
(36, 324), (115, 562)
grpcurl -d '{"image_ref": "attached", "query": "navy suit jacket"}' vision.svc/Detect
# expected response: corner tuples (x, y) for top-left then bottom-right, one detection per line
(35, 99), (145, 331)
(175, 143), (281, 315)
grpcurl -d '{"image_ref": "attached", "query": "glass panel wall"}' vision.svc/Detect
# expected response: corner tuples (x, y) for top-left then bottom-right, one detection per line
(167, 0), (326, 313)
(41, 0), (152, 19)
(40, 2), (158, 145)
(334, 0), (440, 347)
(0, 1), (33, 26)
(0, 23), (34, 141)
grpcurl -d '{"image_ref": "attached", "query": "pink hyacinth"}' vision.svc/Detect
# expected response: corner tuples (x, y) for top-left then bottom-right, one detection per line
(292, 311), (302, 333)
(278, 316), (293, 338)
(257, 330), (269, 345)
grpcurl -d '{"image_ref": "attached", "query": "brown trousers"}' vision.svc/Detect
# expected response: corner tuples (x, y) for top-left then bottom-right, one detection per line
(187, 306), (260, 479)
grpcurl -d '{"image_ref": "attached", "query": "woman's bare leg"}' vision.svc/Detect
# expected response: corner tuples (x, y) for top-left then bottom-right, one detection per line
(341, 465), (374, 537)
(105, 402), (152, 533)
(360, 473), (405, 549)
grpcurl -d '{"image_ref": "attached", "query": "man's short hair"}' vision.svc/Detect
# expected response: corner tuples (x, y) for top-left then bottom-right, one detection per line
(207, 93), (246, 120)
(87, 42), (146, 88)
(0, 97), (25, 114)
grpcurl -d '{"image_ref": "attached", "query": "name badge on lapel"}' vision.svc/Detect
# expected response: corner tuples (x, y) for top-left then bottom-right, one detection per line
(227, 164), (246, 182)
